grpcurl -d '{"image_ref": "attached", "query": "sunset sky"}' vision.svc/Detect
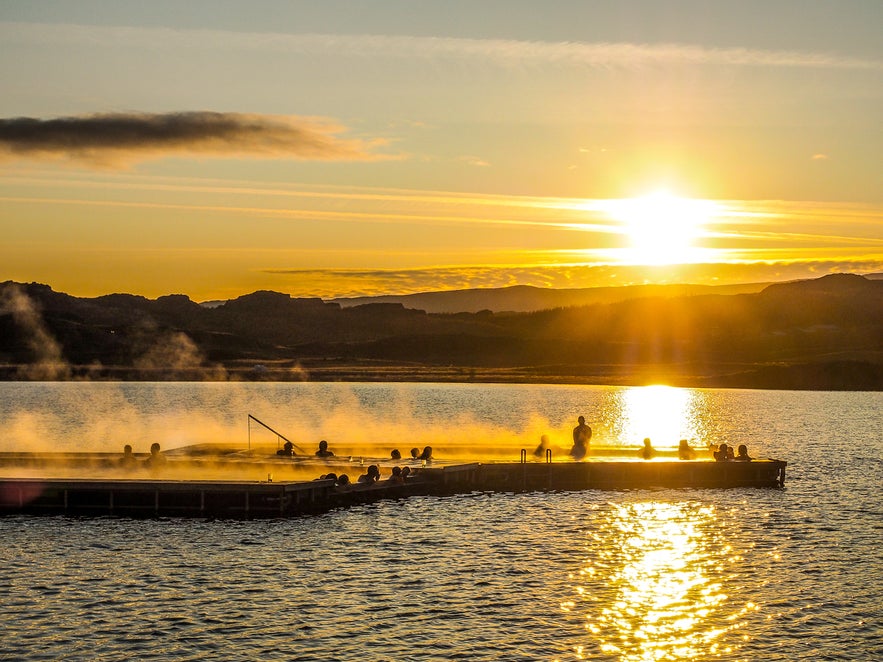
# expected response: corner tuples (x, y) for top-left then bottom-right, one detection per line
(1, 0), (881, 301)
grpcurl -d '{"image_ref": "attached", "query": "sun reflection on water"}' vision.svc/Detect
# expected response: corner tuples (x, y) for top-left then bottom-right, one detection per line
(602, 385), (705, 448)
(570, 501), (756, 661)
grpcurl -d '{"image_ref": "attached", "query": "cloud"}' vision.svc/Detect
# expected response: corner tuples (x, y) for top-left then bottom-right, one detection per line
(459, 155), (491, 168)
(812, 153), (830, 160)
(5, 22), (881, 72)
(0, 111), (388, 167)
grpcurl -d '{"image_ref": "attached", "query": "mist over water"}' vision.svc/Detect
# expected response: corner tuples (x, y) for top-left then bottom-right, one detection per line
(1, 382), (881, 660)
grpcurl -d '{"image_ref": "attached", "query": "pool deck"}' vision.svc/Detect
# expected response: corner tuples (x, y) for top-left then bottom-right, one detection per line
(0, 455), (787, 518)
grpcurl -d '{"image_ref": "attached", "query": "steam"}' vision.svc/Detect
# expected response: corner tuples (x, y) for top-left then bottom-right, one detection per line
(0, 283), (71, 380)
(0, 112), (388, 167)
(134, 330), (228, 381)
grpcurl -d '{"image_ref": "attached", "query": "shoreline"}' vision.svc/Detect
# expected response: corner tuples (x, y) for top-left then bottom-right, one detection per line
(1, 361), (881, 391)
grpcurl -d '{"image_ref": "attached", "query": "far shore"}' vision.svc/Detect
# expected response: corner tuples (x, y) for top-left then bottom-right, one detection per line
(2, 360), (880, 391)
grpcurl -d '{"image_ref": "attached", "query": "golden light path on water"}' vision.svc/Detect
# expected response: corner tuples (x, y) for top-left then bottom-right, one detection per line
(564, 501), (759, 661)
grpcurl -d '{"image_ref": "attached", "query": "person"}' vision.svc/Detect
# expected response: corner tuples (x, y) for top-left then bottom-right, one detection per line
(410, 447), (421, 460)
(390, 449), (402, 460)
(570, 416), (591, 461)
(276, 440), (294, 457)
(357, 464), (381, 485)
(419, 446), (433, 462)
(315, 440), (334, 458)
(735, 444), (753, 461)
(678, 439), (696, 460)
(119, 444), (137, 469)
(143, 442), (166, 469)
(726, 445), (735, 461)
(533, 435), (551, 459)
(388, 466), (404, 484)
(400, 466), (411, 480)
(640, 438), (655, 460)
(713, 443), (731, 461)
(337, 473), (351, 488)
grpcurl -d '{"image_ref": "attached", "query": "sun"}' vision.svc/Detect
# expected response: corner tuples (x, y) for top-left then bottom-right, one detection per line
(603, 190), (718, 265)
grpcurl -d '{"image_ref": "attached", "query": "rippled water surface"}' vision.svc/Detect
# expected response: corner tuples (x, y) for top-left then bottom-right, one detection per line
(1, 383), (881, 660)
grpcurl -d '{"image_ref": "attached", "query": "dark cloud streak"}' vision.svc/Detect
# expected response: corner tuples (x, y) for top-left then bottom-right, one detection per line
(0, 111), (386, 166)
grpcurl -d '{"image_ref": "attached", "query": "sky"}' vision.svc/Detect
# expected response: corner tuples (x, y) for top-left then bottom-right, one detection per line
(0, 0), (881, 301)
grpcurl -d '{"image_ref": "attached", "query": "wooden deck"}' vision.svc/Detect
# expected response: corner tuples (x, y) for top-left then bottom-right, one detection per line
(0, 457), (786, 519)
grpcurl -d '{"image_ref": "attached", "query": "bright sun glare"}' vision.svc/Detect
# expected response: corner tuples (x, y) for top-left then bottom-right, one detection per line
(604, 191), (719, 265)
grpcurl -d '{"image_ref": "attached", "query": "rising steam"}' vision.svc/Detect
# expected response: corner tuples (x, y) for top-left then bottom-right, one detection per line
(0, 283), (71, 380)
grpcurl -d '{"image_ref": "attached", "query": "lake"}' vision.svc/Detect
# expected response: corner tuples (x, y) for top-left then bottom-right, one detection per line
(1, 382), (881, 660)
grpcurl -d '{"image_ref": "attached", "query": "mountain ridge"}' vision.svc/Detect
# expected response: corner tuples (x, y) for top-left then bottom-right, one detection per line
(1, 274), (881, 390)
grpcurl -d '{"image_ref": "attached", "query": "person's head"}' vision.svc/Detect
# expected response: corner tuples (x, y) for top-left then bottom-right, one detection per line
(719, 443), (728, 451)
(410, 447), (420, 458)
(391, 449), (401, 460)
(401, 466), (411, 478)
(540, 435), (549, 445)
(578, 416), (585, 425)
(150, 442), (161, 455)
(679, 439), (689, 449)
(421, 446), (433, 459)
(391, 466), (402, 476)
(318, 440), (328, 451)
(124, 444), (133, 454)
(738, 444), (748, 456)
(368, 464), (380, 478)
(325, 472), (337, 482)
(643, 438), (652, 447)
(338, 473), (350, 485)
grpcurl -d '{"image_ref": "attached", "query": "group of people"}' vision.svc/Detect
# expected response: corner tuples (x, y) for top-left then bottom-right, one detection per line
(713, 442), (753, 462)
(532, 416), (594, 460)
(279, 440), (434, 464)
(317, 463), (413, 489)
(119, 443), (166, 470)
(531, 417), (756, 463)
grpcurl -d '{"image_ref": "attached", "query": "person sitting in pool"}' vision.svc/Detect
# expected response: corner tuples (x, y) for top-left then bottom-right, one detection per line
(315, 440), (334, 458)
(410, 447), (421, 460)
(734, 444), (753, 461)
(388, 466), (405, 484)
(390, 449), (402, 460)
(533, 435), (551, 459)
(276, 440), (294, 457)
(678, 439), (696, 460)
(713, 443), (731, 461)
(640, 438), (655, 460)
(120, 444), (138, 469)
(143, 442), (166, 469)
(569, 416), (591, 460)
(357, 464), (381, 485)
(419, 446), (433, 462)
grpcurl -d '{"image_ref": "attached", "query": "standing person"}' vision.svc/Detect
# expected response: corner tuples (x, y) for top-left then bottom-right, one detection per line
(570, 416), (592, 460)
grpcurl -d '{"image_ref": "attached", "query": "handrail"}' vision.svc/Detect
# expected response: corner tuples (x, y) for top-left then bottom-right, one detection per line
(247, 414), (306, 453)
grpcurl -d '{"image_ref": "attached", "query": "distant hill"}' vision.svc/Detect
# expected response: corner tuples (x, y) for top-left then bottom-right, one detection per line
(331, 282), (773, 313)
(1, 274), (881, 389)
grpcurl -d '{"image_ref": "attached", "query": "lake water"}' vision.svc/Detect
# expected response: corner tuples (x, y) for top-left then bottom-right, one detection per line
(1, 382), (881, 660)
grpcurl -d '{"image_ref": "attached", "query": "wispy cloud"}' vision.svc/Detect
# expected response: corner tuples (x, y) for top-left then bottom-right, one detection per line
(0, 112), (388, 167)
(4, 22), (881, 72)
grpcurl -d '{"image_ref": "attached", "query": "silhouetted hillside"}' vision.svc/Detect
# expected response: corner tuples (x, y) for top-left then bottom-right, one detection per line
(1, 275), (880, 389)
(331, 281), (772, 313)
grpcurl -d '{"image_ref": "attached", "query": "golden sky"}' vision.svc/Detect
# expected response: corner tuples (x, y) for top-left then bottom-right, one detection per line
(1, 1), (881, 301)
